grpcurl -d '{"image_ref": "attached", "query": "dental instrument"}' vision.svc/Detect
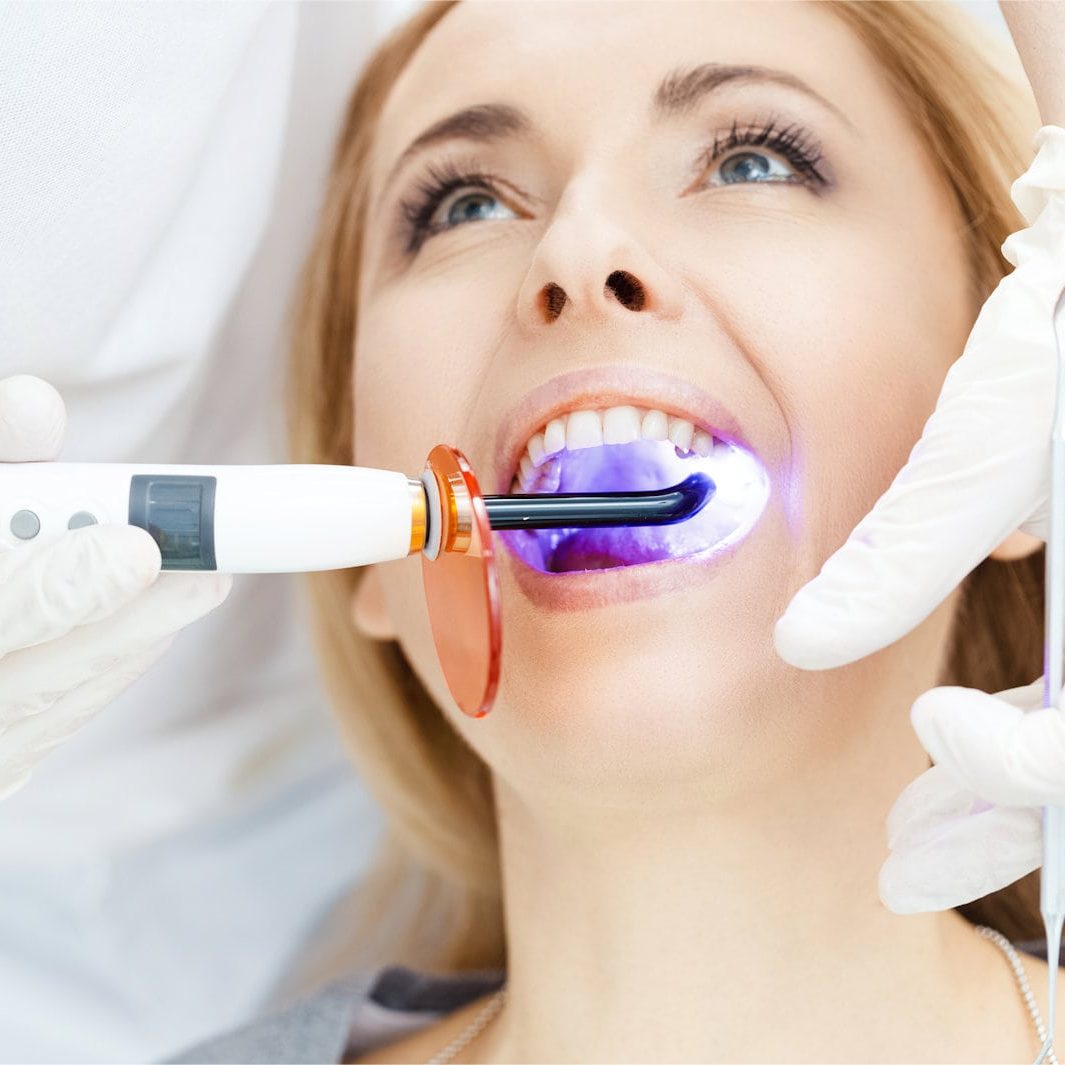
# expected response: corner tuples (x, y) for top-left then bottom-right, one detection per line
(0, 444), (713, 717)
(1036, 283), (1065, 1065)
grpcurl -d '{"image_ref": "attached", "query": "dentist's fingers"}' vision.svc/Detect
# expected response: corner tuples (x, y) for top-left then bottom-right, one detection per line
(878, 678), (1050, 915)
(0, 524), (163, 658)
(0, 375), (66, 460)
(994, 676), (1047, 709)
(911, 684), (1065, 807)
(879, 799), (1040, 913)
(884, 763), (991, 854)
(0, 637), (175, 800)
(0, 570), (232, 716)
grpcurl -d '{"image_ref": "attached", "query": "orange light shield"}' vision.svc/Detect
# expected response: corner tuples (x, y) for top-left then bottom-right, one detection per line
(421, 444), (502, 718)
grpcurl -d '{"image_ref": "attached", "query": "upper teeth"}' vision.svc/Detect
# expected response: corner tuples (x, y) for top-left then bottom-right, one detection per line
(515, 405), (716, 490)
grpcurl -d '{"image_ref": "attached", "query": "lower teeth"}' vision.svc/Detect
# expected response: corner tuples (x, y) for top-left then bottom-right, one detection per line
(549, 537), (629, 572)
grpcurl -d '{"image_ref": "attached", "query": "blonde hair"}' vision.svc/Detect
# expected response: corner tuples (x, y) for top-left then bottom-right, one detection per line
(286, 0), (1044, 979)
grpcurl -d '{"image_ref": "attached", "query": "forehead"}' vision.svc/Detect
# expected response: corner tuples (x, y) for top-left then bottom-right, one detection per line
(371, 1), (892, 184)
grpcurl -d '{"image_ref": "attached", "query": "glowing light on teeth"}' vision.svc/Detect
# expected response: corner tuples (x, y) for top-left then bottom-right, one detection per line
(499, 406), (770, 574)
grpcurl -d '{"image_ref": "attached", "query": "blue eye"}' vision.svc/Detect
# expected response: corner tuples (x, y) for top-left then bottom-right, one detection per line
(713, 150), (796, 185)
(440, 190), (517, 229)
(699, 119), (826, 189)
(398, 163), (519, 253)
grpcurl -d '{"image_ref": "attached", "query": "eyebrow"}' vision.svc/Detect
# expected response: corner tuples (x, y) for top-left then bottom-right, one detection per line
(380, 62), (856, 192)
(654, 62), (856, 130)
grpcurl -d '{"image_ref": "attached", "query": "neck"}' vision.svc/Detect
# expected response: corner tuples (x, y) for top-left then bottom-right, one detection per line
(479, 699), (1018, 1062)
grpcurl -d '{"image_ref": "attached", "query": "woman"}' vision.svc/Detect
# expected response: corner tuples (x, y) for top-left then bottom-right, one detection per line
(177, 1), (1058, 1061)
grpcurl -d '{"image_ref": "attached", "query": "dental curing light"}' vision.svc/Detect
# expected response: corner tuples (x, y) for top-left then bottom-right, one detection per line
(0, 446), (713, 717)
(1036, 283), (1065, 1065)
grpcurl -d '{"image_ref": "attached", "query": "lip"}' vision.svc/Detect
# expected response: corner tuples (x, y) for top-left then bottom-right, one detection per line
(491, 364), (758, 494)
(499, 518), (757, 612)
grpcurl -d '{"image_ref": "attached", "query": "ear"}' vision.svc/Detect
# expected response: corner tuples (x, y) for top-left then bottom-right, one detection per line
(351, 565), (398, 641)
(989, 528), (1044, 562)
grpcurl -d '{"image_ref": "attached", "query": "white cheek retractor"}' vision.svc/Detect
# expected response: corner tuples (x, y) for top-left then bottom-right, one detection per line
(0, 445), (712, 717)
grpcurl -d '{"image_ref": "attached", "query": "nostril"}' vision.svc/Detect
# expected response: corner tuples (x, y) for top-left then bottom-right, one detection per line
(605, 270), (646, 311)
(541, 282), (567, 321)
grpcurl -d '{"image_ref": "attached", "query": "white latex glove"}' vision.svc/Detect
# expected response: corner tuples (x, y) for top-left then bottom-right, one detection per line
(773, 125), (1065, 670)
(0, 375), (233, 800)
(878, 677), (1056, 912)
(771, 126), (1065, 914)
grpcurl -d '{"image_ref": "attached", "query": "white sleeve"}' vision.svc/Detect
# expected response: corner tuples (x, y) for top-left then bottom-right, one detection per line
(0, 0), (414, 856)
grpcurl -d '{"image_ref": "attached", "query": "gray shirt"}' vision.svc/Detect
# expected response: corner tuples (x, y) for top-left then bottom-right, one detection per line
(167, 938), (1056, 1063)
(166, 965), (505, 1064)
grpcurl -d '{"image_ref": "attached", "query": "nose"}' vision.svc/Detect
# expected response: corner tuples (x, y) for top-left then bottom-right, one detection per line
(515, 178), (686, 329)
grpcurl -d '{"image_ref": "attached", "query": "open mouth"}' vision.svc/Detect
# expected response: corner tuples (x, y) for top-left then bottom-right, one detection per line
(498, 405), (769, 574)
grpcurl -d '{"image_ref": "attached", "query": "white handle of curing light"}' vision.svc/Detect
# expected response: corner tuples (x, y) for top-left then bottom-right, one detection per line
(0, 463), (427, 572)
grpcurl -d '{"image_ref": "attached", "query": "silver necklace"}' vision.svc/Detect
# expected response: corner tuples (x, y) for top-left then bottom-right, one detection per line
(424, 926), (1055, 1064)
(425, 986), (506, 1065)
(976, 924), (1060, 1065)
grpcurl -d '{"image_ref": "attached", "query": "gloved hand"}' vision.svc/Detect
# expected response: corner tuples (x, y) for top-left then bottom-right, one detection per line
(773, 125), (1065, 670)
(0, 375), (232, 800)
(771, 125), (1065, 913)
(878, 677), (1051, 912)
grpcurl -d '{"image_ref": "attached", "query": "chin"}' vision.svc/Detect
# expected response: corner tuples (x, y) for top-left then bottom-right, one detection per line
(467, 572), (789, 800)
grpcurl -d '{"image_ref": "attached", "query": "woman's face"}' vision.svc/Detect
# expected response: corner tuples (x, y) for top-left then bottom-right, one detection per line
(352, 1), (974, 802)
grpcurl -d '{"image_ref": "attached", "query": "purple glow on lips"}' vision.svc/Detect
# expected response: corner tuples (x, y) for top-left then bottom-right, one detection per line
(499, 438), (769, 574)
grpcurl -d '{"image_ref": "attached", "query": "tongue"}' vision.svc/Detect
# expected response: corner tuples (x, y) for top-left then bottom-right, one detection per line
(549, 526), (679, 573)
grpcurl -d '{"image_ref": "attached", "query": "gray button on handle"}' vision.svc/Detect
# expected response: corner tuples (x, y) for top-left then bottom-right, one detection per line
(10, 510), (41, 540)
(67, 511), (98, 530)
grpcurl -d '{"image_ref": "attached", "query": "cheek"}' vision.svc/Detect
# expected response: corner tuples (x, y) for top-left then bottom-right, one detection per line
(352, 271), (513, 470)
(352, 272), (516, 702)
(681, 192), (972, 566)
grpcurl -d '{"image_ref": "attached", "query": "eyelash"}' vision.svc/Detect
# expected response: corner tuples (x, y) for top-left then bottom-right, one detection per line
(701, 117), (826, 187)
(397, 117), (828, 254)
